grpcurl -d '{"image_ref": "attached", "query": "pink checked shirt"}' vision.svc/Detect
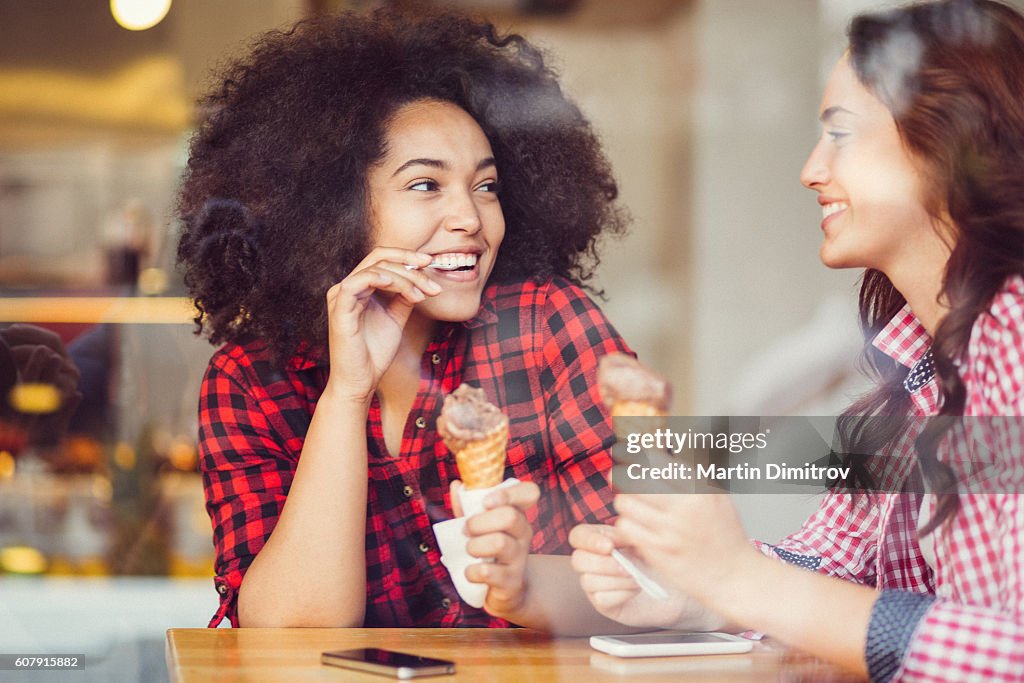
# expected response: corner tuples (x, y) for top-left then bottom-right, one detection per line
(762, 275), (1024, 682)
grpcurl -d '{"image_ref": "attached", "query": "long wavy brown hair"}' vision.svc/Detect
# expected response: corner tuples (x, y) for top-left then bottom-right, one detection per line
(838, 0), (1024, 532)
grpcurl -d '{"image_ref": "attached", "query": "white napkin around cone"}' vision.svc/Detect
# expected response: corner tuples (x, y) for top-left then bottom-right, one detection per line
(432, 478), (519, 608)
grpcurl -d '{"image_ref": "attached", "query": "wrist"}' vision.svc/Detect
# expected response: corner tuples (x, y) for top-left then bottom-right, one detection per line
(319, 382), (374, 411)
(696, 546), (769, 625)
(670, 597), (728, 631)
(484, 579), (531, 625)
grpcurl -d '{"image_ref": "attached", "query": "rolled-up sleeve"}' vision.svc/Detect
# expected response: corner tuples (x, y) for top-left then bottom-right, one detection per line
(754, 491), (881, 584)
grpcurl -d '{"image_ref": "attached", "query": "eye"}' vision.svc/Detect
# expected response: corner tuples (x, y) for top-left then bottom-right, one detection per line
(408, 179), (439, 192)
(476, 179), (500, 193)
(826, 130), (849, 143)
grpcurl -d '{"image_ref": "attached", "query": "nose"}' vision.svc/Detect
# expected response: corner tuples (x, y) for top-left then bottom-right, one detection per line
(800, 139), (829, 190)
(442, 190), (482, 234)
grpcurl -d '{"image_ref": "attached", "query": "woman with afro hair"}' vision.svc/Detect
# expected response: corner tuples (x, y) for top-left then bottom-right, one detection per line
(177, 7), (638, 631)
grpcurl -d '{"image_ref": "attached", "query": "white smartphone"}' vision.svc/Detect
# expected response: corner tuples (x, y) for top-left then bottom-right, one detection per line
(589, 632), (753, 658)
(321, 648), (456, 679)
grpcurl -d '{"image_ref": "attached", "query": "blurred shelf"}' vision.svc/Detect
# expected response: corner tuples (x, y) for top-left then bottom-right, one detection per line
(0, 297), (193, 324)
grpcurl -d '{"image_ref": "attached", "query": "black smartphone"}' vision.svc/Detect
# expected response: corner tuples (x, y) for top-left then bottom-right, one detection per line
(321, 648), (456, 679)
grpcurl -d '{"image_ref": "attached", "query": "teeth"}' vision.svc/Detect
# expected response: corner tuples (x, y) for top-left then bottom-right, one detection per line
(822, 202), (848, 219)
(429, 253), (478, 271)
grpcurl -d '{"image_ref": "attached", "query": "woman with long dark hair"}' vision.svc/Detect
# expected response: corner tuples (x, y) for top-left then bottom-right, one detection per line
(570, 1), (1024, 679)
(177, 8), (637, 631)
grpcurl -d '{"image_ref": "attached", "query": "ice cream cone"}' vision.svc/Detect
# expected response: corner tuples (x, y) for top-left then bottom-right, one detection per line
(447, 420), (508, 490)
(609, 400), (668, 418)
(438, 384), (509, 490)
(598, 353), (673, 415)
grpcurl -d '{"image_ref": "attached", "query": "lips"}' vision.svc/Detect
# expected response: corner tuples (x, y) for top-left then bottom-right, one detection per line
(819, 200), (848, 230)
(421, 250), (484, 284)
(427, 253), (478, 271)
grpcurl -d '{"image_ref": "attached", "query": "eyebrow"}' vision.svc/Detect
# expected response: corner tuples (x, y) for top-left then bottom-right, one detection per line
(391, 157), (497, 177)
(820, 105), (856, 123)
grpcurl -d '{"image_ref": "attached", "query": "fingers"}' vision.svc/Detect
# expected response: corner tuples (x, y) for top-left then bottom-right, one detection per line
(614, 493), (676, 553)
(374, 261), (442, 298)
(618, 492), (675, 512)
(579, 571), (640, 595)
(465, 530), (526, 565)
(483, 481), (540, 512)
(464, 560), (524, 592)
(464, 506), (531, 562)
(450, 480), (464, 517)
(465, 504), (532, 537)
(331, 248), (437, 307)
(571, 548), (629, 578)
(614, 514), (668, 552)
(613, 494), (670, 532)
(568, 523), (621, 554)
(328, 266), (427, 314)
(590, 588), (643, 611)
(351, 247), (432, 274)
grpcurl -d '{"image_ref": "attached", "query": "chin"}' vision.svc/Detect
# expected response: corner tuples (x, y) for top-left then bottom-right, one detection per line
(421, 295), (483, 323)
(819, 243), (860, 270)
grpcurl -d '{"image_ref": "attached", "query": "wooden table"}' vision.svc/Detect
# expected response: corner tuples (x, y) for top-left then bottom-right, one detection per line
(166, 628), (862, 682)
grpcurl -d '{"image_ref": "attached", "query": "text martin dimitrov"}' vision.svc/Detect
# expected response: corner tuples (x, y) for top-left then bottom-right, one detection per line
(622, 428), (851, 482)
(626, 462), (852, 481)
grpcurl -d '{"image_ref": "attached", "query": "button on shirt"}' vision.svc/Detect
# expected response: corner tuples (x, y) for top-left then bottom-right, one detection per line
(199, 277), (631, 628)
(756, 276), (1024, 682)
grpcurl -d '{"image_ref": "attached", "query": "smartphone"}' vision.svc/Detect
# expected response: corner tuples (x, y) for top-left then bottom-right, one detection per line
(321, 648), (456, 679)
(589, 632), (753, 658)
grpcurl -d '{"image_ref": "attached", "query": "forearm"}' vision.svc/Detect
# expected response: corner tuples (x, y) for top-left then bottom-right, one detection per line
(497, 555), (650, 635)
(712, 551), (876, 677)
(238, 393), (370, 627)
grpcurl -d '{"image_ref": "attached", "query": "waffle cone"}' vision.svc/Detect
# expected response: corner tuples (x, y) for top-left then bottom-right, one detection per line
(449, 422), (508, 490)
(610, 400), (667, 418)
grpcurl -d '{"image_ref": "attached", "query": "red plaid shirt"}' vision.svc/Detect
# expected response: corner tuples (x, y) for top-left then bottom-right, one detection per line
(198, 277), (630, 628)
(760, 275), (1024, 681)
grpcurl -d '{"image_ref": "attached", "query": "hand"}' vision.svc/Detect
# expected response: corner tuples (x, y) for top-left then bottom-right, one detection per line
(569, 523), (690, 628)
(613, 493), (758, 607)
(323, 248), (439, 402)
(452, 480), (540, 618)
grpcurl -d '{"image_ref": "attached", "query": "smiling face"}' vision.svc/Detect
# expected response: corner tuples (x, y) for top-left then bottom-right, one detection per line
(366, 99), (505, 323)
(800, 55), (937, 274)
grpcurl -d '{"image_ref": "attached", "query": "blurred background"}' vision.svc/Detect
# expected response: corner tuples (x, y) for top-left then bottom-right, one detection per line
(6, 0), (1015, 680)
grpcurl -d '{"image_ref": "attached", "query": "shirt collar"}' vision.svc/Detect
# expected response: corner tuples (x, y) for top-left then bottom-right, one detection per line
(461, 292), (498, 329)
(871, 303), (931, 369)
(287, 341), (325, 371)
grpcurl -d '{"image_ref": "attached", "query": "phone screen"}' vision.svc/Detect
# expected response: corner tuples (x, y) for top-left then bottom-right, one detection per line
(324, 648), (454, 668)
(609, 634), (736, 645)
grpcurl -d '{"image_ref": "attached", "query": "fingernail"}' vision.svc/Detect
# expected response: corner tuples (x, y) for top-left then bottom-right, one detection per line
(423, 280), (442, 293)
(378, 273), (393, 284)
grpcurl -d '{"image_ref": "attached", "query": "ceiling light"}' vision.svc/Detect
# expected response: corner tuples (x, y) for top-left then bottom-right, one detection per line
(110, 0), (172, 31)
